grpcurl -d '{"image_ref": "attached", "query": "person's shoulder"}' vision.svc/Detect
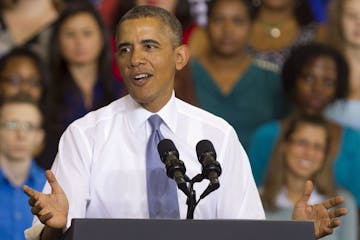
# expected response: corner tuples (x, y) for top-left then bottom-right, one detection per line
(342, 125), (360, 140)
(175, 97), (234, 132)
(255, 120), (280, 135)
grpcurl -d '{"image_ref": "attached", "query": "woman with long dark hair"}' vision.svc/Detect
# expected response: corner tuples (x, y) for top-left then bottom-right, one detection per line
(40, 1), (123, 169)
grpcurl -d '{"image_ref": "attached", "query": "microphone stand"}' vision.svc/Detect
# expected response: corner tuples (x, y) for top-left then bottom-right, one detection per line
(185, 174), (204, 219)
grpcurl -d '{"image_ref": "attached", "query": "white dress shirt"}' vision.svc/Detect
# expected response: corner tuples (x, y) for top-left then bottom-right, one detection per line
(26, 93), (264, 238)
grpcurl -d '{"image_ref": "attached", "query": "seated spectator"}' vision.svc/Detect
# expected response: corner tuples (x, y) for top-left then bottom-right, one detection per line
(247, 0), (319, 68)
(261, 114), (358, 240)
(39, 1), (123, 169)
(0, 47), (48, 111)
(249, 43), (360, 208)
(0, 93), (46, 240)
(0, 0), (65, 60)
(323, 0), (360, 131)
(177, 0), (289, 150)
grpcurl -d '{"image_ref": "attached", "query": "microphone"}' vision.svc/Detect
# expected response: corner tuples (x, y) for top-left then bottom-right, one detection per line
(157, 139), (191, 197)
(196, 140), (222, 199)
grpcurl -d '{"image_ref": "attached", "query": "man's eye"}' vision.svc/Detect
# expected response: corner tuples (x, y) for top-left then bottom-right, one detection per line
(118, 47), (130, 55)
(145, 44), (155, 49)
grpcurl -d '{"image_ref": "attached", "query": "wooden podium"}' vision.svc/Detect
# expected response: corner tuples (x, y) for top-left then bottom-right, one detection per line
(64, 218), (315, 240)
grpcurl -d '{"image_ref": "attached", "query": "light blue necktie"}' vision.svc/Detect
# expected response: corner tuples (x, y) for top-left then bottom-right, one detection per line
(146, 114), (180, 218)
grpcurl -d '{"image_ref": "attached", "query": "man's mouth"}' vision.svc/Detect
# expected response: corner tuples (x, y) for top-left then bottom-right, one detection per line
(132, 73), (153, 81)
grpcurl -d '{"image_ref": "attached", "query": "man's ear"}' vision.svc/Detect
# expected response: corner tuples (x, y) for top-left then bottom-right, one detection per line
(175, 44), (190, 71)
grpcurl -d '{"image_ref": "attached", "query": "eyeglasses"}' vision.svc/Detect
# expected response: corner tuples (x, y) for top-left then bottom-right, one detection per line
(0, 121), (41, 132)
(289, 138), (326, 153)
(1, 75), (41, 88)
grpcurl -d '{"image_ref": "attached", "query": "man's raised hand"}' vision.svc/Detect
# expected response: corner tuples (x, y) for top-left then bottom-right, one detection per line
(23, 170), (69, 230)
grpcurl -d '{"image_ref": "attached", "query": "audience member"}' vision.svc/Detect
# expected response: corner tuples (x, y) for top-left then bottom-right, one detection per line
(324, 0), (360, 131)
(23, 6), (346, 240)
(177, 0), (288, 150)
(0, 94), (46, 240)
(0, 47), (48, 110)
(261, 114), (358, 240)
(38, 1), (123, 169)
(249, 43), (360, 208)
(247, 0), (318, 68)
(0, 0), (65, 60)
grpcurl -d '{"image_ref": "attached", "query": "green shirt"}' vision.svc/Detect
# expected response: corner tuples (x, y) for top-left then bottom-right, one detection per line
(190, 58), (288, 151)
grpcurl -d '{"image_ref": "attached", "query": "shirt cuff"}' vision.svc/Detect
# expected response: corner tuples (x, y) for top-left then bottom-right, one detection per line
(24, 224), (44, 240)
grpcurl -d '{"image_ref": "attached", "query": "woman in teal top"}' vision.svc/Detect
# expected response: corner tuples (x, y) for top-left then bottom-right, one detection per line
(191, 58), (285, 150)
(180, 0), (288, 151)
(249, 43), (360, 207)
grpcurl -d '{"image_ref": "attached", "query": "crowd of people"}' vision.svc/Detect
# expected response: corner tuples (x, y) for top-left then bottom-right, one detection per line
(0, 0), (359, 240)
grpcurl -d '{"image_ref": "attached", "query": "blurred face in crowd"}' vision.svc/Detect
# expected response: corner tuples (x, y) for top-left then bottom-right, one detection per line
(294, 56), (337, 115)
(116, 17), (188, 112)
(262, 0), (295, 10)
(284, 123), (327, 180)
(0, 56), (42, 102)
(0, 103), (44, 162)
(341, 0), (360, 48)
(136, 0), (177, 13)
(59, 12), (103, 66)
(207, 0), (251, 57)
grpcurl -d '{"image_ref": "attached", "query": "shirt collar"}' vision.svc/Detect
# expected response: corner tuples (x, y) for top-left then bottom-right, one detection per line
(0, 160), (42, 185)
(126, 92), (178, 134)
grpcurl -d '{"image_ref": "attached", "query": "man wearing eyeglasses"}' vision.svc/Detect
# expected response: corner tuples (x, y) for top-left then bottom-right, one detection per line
(0, 93), (45, 240)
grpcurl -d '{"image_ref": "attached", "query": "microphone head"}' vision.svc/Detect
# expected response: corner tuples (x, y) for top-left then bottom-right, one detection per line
(157, 139), (179, 162)
(196, 139), (217, 160)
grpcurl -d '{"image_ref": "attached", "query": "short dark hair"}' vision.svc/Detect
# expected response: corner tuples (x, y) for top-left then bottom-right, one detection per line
(282, 43), (349, 102)
(0, 47), (49, 108)
(0, 92), (43, 125)
(116, 5), (183, 48)
(207, 0), (255, 21)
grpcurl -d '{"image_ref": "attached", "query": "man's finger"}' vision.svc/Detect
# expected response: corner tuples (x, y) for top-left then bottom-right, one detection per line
(31, 205), (42, 215)
(329, 207), (348, 218)
(23, 185), (40, 199)
(46, 170), (64, 194)
(300, 180), (313, 203)
(322, 196), (345, 209)
(39, 212), (53, 224)
(329, 218), (341, 228)
(28, 198), (36, 207)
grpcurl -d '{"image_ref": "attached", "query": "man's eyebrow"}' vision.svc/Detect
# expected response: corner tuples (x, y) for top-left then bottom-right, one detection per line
(142, 39), (160, 46)
(117, 42), (131, 50)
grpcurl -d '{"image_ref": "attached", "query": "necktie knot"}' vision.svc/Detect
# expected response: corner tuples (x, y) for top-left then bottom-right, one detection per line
(148, 114), (162, 132)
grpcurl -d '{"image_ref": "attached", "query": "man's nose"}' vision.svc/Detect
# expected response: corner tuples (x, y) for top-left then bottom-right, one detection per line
(129, 48), (145, 67)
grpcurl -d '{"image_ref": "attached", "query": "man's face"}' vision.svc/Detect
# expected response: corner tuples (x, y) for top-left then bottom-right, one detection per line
(0, 103), (44, 162)
(116, 17), (188, 112)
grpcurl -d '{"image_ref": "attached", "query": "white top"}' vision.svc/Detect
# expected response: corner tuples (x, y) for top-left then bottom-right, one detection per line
(325, 100), (360, 131)
(275, 187), (325, 208)
(26, 93), (264, 239)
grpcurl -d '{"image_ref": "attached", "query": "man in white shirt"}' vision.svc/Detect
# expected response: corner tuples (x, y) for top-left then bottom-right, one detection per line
(23, 5), (347, 240)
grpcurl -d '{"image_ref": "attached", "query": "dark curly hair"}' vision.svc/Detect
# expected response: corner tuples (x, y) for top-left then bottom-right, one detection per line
(282, 42), (349, 102)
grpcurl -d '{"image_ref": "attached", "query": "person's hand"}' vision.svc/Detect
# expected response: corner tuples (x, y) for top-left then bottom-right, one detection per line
(292, 180), (348, 239)
(23, 170), (69, 230)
